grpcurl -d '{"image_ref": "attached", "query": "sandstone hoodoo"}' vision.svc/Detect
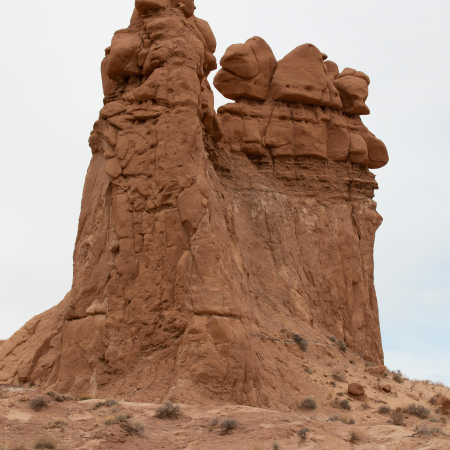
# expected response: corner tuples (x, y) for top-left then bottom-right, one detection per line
(0, 0), (389, 409)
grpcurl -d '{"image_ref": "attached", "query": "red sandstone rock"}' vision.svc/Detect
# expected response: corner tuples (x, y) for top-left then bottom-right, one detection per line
(348, 383), (365, 396)
(365, 365), (387, 375)
(214, 37), (277, 101)
(220, 43), (260, 79)
(334, 68), (370, 115)
(443, 398), (450, 415)
(135, 0), (166, 14)
(0, 2), (390, 408)
(383, 384), (392, 393)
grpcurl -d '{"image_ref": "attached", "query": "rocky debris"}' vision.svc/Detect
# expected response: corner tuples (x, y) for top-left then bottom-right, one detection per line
(443, 398), (450, 415)
(383, 384), (392, 393)
(365, 365), (388, 375)
(348, 383), (365, 396)
(1, 0), (390, 408)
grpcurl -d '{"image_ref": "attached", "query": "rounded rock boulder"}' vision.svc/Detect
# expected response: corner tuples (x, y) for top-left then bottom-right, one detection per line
(348, 383), (365, 396)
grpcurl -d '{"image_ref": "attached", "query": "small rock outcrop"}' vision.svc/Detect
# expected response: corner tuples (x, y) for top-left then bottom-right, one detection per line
(348, 383), (365, 396)
(1, 0), (389, 409)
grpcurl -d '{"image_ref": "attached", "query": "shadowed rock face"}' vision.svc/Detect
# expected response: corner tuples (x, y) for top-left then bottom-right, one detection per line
(0, 1), (388, 409)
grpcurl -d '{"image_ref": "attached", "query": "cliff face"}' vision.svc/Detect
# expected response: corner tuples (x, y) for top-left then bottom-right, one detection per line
(0, 0), (388, 409)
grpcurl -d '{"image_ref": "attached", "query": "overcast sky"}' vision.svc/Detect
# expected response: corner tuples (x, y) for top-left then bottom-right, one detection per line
(0, 0), (449, 385)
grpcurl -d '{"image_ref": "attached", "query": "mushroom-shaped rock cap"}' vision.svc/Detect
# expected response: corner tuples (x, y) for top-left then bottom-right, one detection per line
(220, 43), (260, 79)
(271, 43), (327, 104)
(334, 69), (370, 115)
(214, 36), (277, 101)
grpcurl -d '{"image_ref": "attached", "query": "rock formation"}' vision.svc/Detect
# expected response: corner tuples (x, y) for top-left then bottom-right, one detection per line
(0, 0), (389, 409)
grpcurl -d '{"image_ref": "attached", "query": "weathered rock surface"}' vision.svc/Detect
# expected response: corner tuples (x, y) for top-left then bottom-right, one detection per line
(1, 1), (389, 409)
(443, 398), (450, 415)
(348, 383), (365, 396)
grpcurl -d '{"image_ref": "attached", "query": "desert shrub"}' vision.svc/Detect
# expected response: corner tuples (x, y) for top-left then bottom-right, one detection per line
(305, 368), (313, 375)
(328, 414), (353, 425)
(33, 437), (56, 449)
(413, 425), (449, 437)
(337, 340), (347, 353)
(429, 417), (440, 423)
(391, 410), (405, 426)
(293, 334), (308, 352)
(208, 418), (219, 431)
(330, 381), (336, 387)
(129, 421), (144, 436)
(349, 429), (361, 443)
(301, 397), (317, 410)
(297, 428), (310, 441)
(382, 371), (389, 378)
(337, 392), (344, 397)
(327, 335), (336, 343)
(105, 399), (118, 407)
(340, 400), (351, 411)
(377, 405), (392, 415)
(93, 399), (118, 410)
(407, 404), (431, 419)
(45, 419), (66, 431)
(155, 402), (180, 419)
(430, 396), (437, 405)
(78, 395), (91, 401)
(393, 372), (403, 383)
(361, 403), (371, 410)
(332, 371), (346, 382)
(272, 443), (280, 450)
(219, 419), (240, 435)
(46, 392), (71, 402)
(104, 413), (128, 425)
(30, 397), (49, 412)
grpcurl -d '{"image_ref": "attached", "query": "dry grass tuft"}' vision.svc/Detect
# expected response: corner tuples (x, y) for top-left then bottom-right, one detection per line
(297, 428), (310, 441)
(406, 404), (431, 419)
(337, 340), (347, 352)
(377, 405), (392, 415)
(292, 334), (308, 352)
(349, 429), (361, 443)
(219, 419), (240, 435)
(33, 437), (56, 449)
(155, 402), (180, 420)
(45, 418), (66, 431)
(332, 371), (346, 382)
(391, 410), (405, 426)
(300, 397), (317, 410)
(30, 397), (49, 412)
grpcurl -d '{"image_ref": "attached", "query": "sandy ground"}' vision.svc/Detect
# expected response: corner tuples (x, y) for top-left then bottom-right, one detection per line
(1, 357), (449, 450)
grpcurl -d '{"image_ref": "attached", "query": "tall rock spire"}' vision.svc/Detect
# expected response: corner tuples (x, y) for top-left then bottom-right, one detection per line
(0, 1), (388, 410)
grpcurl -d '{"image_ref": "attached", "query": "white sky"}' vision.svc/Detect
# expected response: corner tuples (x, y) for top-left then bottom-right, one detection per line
(0, 0), (449, 384)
